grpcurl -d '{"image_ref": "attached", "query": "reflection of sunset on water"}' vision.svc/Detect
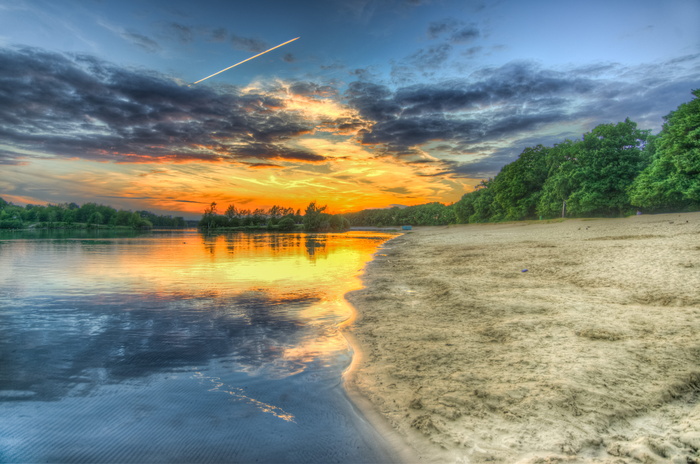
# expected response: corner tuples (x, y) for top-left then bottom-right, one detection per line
(0, 229), (399, 463)
(7, 231), (396, 373)
(124, 232), (386, 294)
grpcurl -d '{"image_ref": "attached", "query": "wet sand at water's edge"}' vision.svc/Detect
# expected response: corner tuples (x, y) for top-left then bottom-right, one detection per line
(344, 212), (700, 464)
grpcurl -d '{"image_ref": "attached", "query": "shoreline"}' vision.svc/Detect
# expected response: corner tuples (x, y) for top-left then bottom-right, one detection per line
(341, 233), (420, 464)
(344, 213), (700, 463)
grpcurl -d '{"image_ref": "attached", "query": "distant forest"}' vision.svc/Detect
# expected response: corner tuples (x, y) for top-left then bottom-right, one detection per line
(347, 89), (700, 227)
(198, 201), (351, 232)
(0, 199), (188, 230)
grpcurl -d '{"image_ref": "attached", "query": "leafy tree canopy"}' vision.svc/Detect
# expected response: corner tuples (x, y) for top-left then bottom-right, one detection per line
(629, 89), (700, 211)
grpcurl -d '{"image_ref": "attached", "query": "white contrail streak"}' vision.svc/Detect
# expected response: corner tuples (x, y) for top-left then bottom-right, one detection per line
(191, 37), (300, 85)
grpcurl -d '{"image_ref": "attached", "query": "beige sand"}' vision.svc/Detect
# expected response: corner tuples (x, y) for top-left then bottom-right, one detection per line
(345, 212), (700, 464)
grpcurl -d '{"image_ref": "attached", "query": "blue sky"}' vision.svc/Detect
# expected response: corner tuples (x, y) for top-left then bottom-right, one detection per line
(1, 0), (698, 216)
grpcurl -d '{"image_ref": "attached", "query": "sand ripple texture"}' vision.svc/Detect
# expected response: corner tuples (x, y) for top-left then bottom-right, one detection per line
(345, 212), (700, 464)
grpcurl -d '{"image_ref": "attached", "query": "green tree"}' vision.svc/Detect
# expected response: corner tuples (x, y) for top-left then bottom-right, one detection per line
(536, 141), (580, 217)
(538, 120), (649, 217)
(490, 145), (549, 220)
(630, 89), (700, 210)
(87, 211), (104, 226)
(199, 202), (218, 229)
(454, 190), (479, 223)
(570, 119), (650, 215)
(303, 202), (330, 232)
(277, 216), (297, 231)
(329, 214), (350, 231)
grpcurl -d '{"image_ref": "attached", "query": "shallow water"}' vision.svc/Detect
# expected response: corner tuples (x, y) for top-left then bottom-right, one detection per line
(0, 229), (397, 463)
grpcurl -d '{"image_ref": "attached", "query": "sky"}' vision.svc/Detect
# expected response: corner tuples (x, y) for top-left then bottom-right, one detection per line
(1, 0), (698, 217)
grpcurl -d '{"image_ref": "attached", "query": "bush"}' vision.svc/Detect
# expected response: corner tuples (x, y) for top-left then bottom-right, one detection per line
(278, 217), (296, 231)
(0, 219), (23, 229)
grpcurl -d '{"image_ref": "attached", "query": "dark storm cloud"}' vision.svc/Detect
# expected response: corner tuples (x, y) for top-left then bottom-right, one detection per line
(346, 58), (700, 176)
(0, 46), (324, 165)
(346, 81), (402, 120)
(232, 143), (327, 163)
(289, 81), (336, 97)
(361, 116), (483, 147)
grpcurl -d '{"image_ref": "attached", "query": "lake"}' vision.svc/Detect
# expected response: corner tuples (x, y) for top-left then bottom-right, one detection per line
(0, 229), (398, 463)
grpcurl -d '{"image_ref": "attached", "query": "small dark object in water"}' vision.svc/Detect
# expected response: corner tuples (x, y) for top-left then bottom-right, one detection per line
(521, 269), (528, 272)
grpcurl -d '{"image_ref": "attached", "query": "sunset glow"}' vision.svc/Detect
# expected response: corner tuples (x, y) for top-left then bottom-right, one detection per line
(1, 0), (697, 217)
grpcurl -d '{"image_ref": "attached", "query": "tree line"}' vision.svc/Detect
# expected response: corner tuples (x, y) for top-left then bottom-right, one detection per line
(454, 89), (699, 223)
(198, 201), (351, 232)
(0, 199), (187, 230)
(349, 89), (699, 226)
(344, 202), (456, 227)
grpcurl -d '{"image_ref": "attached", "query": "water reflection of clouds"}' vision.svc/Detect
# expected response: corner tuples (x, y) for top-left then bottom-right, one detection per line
(0, 288), (335, 401)
(1, 231), (397, 403)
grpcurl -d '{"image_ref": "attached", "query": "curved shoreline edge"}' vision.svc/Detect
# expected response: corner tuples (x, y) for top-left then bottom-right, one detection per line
(341, 213), (700, 464)
(341, 233), (420, 464)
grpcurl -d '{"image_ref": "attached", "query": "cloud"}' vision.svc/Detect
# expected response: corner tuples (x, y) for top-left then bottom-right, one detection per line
(97, 19), (162, 53)
(346, 81), (401, 121)
(288, 81), (336, 97)
(393, 20), (481, 82)
(161, 22), (194, 44)
(0, 149), (29, 165)
(0, 46), (326, 165)
(427, 18), (480, 43)
(243, 162), (284, 169)
(2, 44), (697, 189)
(346, 58), (700, 176)
(462, 46), (484, 58)
(230, 143), (327, 163)
(121, 30), (162, 53)
(382, 186), (411, 195)
(208, 27), (227, 42)
(230, 34), (269, 53)
(427, 18), (461, 39)
(451, 26), (480, 43)
(407, 43), (453, 71)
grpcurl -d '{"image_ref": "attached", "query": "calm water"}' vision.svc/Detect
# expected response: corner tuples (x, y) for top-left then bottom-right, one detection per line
(0, 229), (397, 463)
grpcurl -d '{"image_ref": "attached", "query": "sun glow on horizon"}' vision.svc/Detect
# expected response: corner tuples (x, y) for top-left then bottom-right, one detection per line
(3, 129), (477, 216)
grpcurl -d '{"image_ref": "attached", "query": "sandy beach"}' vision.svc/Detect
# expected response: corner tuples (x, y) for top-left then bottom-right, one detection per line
(345, 212), (700, 464)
